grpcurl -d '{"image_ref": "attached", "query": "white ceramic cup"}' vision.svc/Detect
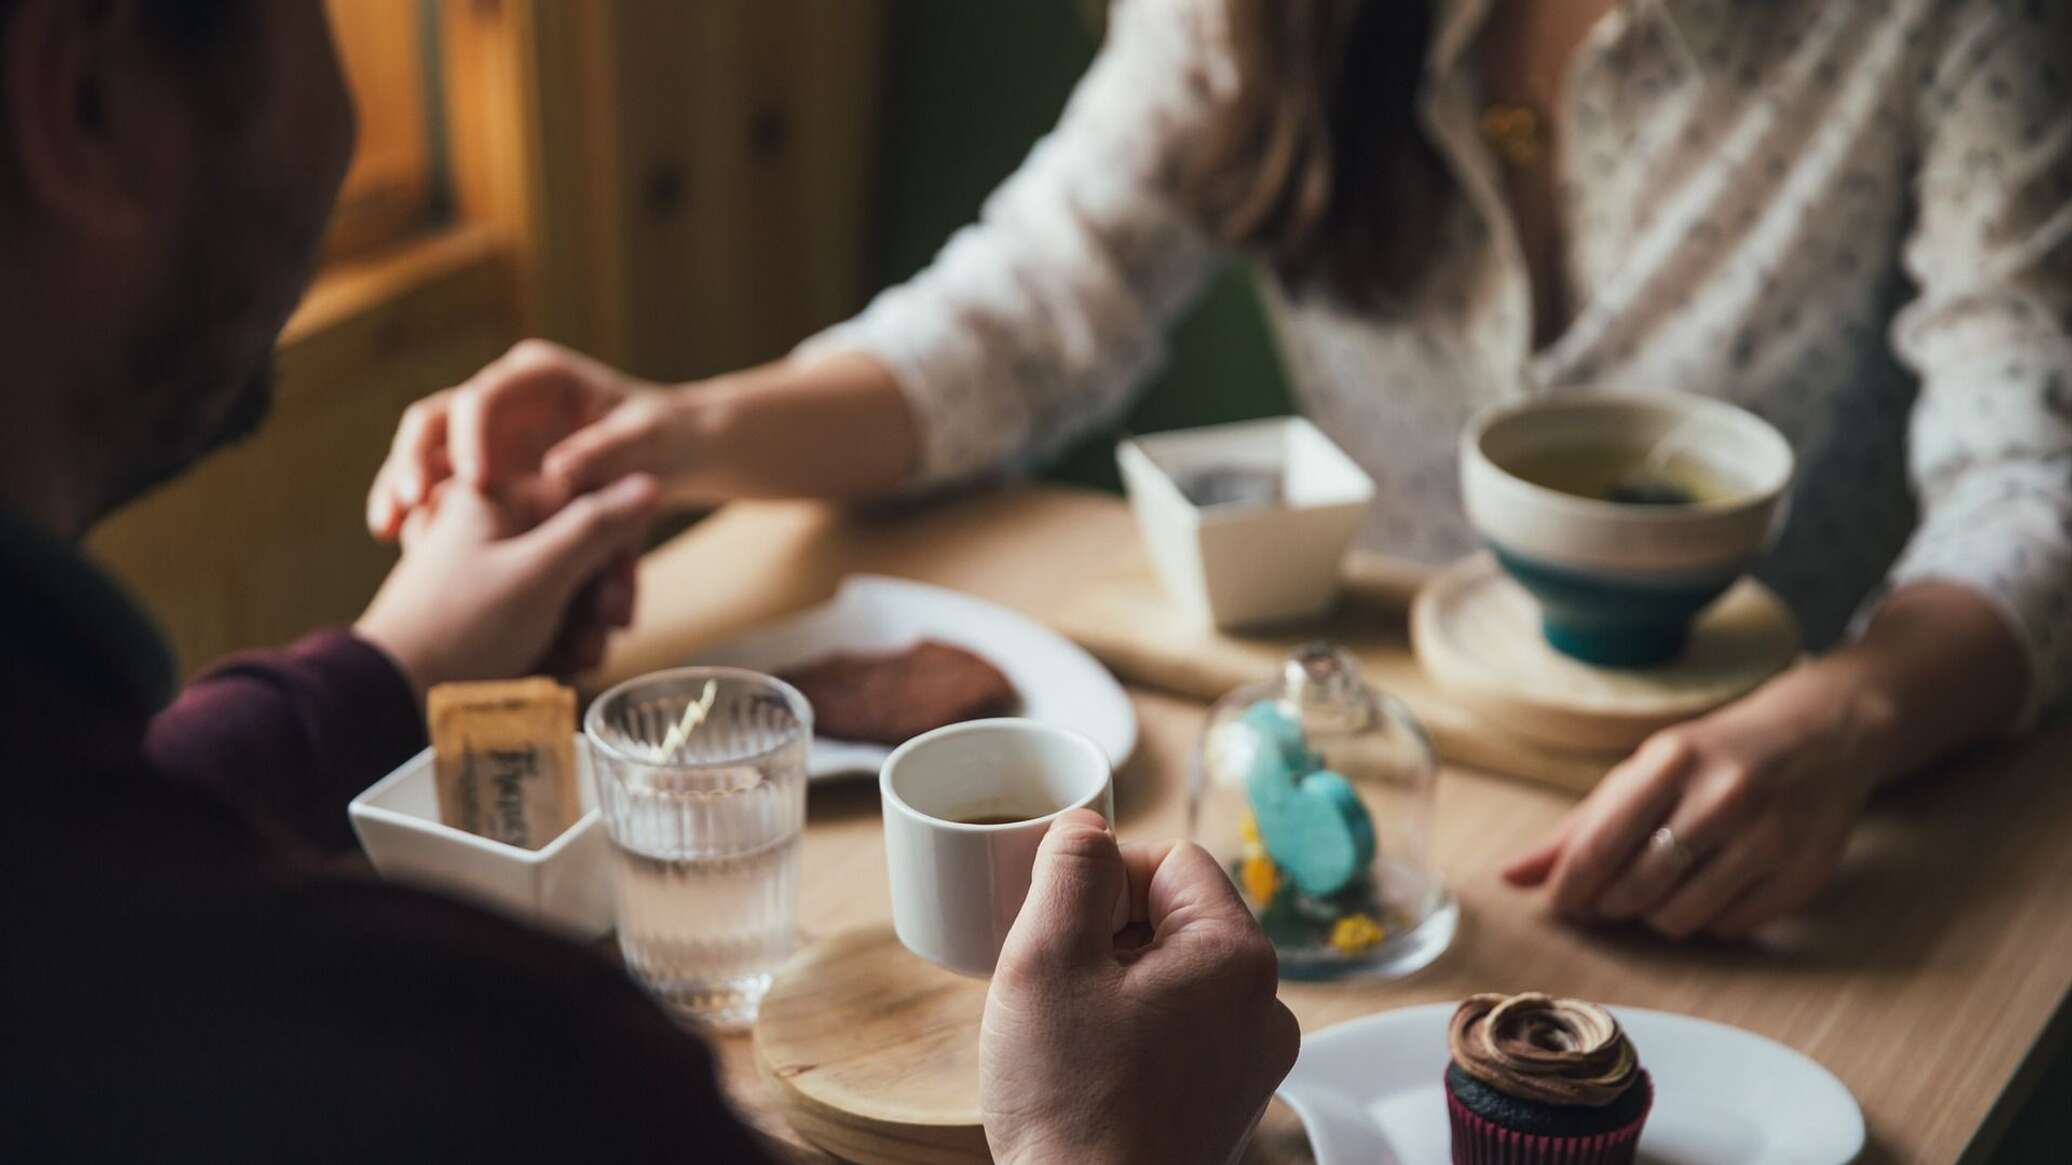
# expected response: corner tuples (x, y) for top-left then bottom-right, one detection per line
(880, 718), (1116, 977)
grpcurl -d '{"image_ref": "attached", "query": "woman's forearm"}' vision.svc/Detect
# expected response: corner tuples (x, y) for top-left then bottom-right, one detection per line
(1812, 581), (2029, 786)
(669, 351), (922, 501)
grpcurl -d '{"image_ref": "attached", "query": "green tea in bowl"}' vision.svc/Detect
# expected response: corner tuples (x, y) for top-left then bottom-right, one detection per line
(1459, 392), (1794, 666)
(1504, 442), (1747, 508)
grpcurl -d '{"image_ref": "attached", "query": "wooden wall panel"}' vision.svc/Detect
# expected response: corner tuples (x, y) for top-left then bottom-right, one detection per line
(598, 0), (887, 380)
(322, 0), (434, 259)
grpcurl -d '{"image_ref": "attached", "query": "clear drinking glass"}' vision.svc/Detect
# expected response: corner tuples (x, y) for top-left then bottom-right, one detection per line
(585, 667), (811, 1030)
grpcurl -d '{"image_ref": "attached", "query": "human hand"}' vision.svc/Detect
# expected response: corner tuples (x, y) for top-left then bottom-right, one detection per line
(1501, 661), (1900, 940)
(355, 474), (660, 698)
(979, 810), (1301, 1165)
(366, 340), (701, 541)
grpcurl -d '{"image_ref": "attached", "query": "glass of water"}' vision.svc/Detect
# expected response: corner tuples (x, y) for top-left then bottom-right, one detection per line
(585, 667), (811, 1030)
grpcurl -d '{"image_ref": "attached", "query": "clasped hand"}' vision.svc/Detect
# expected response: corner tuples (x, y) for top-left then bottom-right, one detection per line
(358, 341), (680, 692)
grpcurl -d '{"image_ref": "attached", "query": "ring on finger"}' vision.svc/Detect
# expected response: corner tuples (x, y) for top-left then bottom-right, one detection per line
(1646, 825), (1700, 875)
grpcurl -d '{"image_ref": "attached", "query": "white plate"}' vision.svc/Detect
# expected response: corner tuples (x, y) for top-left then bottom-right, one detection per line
(1278, 1002), (1865, 1165)
(688, 575), (1137, 781)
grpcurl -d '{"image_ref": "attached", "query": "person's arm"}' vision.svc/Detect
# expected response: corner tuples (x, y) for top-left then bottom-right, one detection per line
(1868, 0), (2072, 727)
(367, 0), (1235, 536)
(1503, 0), (2071, 940)
(777, 0), (1229, 492)
(144, 630), (428, 854)
(149, 479), (659, 854)
(368, 343), (924, 514)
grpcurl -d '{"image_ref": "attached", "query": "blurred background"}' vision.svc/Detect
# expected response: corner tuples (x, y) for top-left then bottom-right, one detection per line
(92, 0), (1293, 679)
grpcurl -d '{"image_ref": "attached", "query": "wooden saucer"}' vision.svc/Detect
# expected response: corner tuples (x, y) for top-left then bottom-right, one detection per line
(754, 926), (992, 1164)
(1411, 554), (1800, 753)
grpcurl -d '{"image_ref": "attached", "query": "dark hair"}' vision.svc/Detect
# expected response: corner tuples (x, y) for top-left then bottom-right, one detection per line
(145, 0), (237, 49)
(0, 1), (237, 53)
(1186, 0), (1442, 307)
(0, 0), (244, 136)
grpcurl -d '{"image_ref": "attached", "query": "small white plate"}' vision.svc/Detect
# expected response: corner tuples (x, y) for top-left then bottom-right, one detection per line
(1278, 1002), (1865, 1165)
(688, 575), (1137, 781)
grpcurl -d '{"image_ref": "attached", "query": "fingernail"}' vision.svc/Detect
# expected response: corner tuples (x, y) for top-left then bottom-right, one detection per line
(613, 474), (659, 504)
(543, 447), (582, 484)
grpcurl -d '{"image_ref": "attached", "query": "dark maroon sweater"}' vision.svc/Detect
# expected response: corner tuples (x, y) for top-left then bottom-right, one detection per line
(0, 512), (772, 1163)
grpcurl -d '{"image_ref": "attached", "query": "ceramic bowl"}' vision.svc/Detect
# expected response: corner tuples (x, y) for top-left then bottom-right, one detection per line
(1118, 417), (1374, 631)
(1460, 392), (1794, 666)
(348, 736), (613, 940)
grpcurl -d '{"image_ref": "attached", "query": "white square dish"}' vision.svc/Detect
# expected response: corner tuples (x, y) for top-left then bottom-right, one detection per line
(1118, 417), (1374, 630)
(348, 736), (612, 941)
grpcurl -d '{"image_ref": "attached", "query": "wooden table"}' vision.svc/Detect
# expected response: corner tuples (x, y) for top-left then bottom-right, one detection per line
(599, 486), (2072, 1164)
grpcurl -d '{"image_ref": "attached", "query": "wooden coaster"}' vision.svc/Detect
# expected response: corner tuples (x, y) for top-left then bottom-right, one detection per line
(1412, 554), (1801, 753)
(754, 926), (992, 1164)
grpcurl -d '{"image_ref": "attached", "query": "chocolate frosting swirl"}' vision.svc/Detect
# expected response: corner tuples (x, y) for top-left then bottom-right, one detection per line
(1448, 993), (1639, 1107)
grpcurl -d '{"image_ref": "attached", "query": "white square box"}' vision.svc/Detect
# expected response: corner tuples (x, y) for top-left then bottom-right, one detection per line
(348, 736), (613, 941)
(1118, 417), (1374, 630)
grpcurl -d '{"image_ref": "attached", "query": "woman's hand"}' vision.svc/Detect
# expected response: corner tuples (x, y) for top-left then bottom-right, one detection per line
(366, 341), (703, 541)
(980, 811), (1301, 1165)
(1501, 660), (1899, 940)
(367, 342), (920, 540)
(1502, 582), (2026, 940)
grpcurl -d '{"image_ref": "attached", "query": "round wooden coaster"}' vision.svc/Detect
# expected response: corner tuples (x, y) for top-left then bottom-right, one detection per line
(1411, 554), (1801, 754)
(754, 926), (992, 1165)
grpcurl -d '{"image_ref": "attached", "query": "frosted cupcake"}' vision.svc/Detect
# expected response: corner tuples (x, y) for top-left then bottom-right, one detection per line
(1445, 993), (1653, 1164)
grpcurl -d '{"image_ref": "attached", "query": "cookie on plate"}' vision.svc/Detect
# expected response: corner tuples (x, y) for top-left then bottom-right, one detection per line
(779, 640), (1016, 746)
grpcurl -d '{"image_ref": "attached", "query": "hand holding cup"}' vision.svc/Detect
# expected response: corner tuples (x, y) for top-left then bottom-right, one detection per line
(979, 811), (1301, 1165)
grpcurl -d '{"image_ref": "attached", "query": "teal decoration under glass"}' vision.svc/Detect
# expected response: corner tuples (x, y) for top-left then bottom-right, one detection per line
(1490, 546), (1743, 667)
(1239, 702), (1376, 898)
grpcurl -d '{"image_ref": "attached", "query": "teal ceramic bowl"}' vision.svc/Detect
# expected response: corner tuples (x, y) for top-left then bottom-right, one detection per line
(1459, 393), (1794, 667)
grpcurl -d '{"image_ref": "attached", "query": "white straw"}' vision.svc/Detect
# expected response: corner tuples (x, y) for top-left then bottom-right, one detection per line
(655, 679), (718, 762)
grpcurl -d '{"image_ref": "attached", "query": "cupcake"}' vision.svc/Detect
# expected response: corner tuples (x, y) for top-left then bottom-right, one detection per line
(1445, 993), (1653, 1164)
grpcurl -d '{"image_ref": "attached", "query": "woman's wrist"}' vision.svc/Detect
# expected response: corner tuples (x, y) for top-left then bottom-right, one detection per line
(1781, 650), (1911, 790)
(644, 377), (747, 503)
(1796, 582), (2028, 788)
(651, 352), (920, 500)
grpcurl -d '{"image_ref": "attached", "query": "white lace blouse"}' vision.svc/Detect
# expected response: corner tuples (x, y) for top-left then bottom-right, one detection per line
(798, 0), (2072, 717)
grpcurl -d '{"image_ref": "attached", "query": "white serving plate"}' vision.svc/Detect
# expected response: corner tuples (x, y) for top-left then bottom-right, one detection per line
(688, 575), (1137, 781)
(1278, 1002), (1864, 1165)
(348, 736), (613, 940)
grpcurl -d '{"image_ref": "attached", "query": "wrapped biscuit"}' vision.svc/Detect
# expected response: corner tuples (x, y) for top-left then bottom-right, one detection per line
(428, 678), (581, 850)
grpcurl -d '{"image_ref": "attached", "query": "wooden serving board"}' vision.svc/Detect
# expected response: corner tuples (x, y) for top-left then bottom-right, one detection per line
(1054, 553), (1620, 794)
(1412, 555), (1800, 754)
(754, 927), (993, 1164)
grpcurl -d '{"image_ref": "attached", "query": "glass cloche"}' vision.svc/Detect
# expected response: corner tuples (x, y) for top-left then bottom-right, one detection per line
(1190, 644), (1456, 979)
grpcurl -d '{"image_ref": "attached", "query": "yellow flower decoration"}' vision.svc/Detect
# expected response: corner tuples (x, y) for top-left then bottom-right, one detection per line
(1240, 852), (1279, 905)
(1238, 812), (1261, 846)
(1329, 914), (1386, 955)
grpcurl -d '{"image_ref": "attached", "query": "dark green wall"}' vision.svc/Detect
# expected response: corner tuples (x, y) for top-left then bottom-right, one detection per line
(872, 0), (1293, 493)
